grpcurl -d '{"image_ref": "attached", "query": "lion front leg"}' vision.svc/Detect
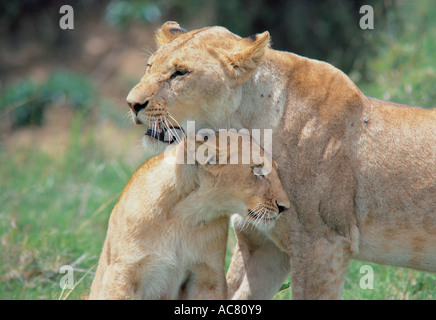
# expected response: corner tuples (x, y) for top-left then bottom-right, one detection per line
(290, 233), (351, 300)
(89, 263), (138, 300)
(227, 215), (290, 300)
(183, 264), (227, 300)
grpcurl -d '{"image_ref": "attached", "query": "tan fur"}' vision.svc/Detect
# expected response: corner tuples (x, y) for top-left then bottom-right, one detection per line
(126, 22), (436, 299)
(89, 132), (290, 299)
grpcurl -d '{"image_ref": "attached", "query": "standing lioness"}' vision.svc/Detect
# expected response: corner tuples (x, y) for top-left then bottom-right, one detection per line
(89, 132), (290, 299)
(126, 22), (436, 299)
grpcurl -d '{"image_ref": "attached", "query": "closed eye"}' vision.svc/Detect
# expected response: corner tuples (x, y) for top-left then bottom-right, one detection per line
(252, 167), (266, 178)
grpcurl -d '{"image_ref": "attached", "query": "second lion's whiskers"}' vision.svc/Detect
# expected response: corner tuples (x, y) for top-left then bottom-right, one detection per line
(240, 203), (271, 231)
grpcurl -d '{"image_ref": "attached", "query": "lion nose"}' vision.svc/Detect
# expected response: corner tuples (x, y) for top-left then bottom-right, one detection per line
(276, 200), (289, 214)
(127, 100), (149, 115)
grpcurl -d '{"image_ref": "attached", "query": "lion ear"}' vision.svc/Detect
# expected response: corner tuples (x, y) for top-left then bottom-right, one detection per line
(227, 31), (270, 85)
(155, 21), (187, 47)
(193, 135), (225, 176)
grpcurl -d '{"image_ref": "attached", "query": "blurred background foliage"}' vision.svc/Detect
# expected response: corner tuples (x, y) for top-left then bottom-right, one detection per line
(1, 71), (95, 127)
(359, 0), (436, 107)
(1, 0), (435, 128)
(0, 0), (435, 299)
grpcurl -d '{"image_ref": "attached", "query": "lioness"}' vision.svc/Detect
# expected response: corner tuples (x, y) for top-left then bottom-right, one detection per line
(89, 132), (290, 299)
(126, 22), (436, 299)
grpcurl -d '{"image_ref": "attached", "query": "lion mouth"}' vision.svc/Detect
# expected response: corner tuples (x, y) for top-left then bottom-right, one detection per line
(144, 126), (184, 144)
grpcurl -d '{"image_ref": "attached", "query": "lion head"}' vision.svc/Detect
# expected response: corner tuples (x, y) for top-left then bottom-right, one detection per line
(126, 21), (270, 157)
(174, 131), (289, 230)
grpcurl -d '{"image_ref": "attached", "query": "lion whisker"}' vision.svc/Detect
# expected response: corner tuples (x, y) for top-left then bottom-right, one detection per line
(167, 112), (187, 140)
(152, 118), (158, 137)
(142, 45), (155, 56)
(245, 204), (263, 231)
(123, 111), (135, 127)
(161, 116), (193, 162)
(253, 208), (264, 229)
(240, 214), (251, 231)
(164, 116), (183, 144)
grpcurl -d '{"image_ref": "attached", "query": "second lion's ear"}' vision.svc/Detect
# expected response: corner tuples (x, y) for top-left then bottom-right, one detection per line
(155, 21), (187, 47)
(193, 136), (224, 176)
(226, 31), (270, 85)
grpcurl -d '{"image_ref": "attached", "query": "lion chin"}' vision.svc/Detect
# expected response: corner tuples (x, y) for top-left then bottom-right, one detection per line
(141, 126), (185, 159)
(141, 135), (174, 160)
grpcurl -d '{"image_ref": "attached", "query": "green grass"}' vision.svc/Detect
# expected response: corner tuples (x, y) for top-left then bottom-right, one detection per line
(272, 262), (436, 300)
(0, 112), (136, 299)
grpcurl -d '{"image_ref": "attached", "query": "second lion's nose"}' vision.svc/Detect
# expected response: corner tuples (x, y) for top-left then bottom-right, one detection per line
(127, 100), (149, 115)
(277, 205), (287, 214)
(275, 200), (289, 214)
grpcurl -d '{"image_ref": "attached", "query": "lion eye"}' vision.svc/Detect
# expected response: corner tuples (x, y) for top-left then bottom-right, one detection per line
(252, 167), (265, 178)
(170, 69), (189, 79)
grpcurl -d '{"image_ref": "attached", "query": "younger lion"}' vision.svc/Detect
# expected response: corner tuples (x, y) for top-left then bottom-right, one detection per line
(89, 132), (290, 299)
